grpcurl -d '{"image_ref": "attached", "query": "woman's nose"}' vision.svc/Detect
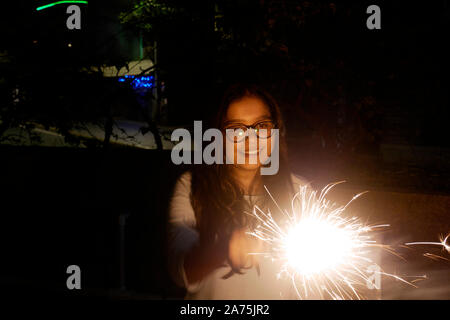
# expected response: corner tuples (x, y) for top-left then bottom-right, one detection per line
(245, 132), (258, 149)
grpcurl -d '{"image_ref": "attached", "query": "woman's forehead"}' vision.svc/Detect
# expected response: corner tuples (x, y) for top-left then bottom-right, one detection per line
(225, 96), (271, 123)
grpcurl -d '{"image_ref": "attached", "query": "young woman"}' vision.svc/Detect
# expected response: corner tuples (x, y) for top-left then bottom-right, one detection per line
(168, 84), (308, 299)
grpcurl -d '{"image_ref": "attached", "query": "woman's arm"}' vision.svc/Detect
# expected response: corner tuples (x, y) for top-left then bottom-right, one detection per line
(168, 172), (264, 288)
(184, 228), (264, 283)
(168, 172), (227, 289)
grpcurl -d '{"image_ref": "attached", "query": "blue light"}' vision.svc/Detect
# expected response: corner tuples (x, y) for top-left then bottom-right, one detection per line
(118, 75), (154, 89)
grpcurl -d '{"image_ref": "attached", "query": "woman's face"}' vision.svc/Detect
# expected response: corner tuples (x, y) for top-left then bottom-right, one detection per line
(223, 96), (274, 171)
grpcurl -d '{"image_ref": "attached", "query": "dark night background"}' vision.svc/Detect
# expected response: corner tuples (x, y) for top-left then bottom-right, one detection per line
(0, 0), (449, 299)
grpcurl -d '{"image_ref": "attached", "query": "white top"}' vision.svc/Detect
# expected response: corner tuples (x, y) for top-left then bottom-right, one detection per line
(167, 171), (309, 300)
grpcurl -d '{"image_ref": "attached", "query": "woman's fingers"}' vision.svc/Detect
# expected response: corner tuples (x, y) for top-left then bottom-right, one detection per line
(228, 229), (247, 269)
(228, 229), (264, 270)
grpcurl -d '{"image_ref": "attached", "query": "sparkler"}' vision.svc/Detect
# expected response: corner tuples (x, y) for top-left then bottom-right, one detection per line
(405, 233), (450, 261)
(248, 182), (416, 300)
(406, 234), (450, 254)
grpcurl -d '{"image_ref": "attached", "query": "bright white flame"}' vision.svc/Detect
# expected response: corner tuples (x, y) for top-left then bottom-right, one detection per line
(247, 182), (420, 299)
(285, 218), (354, 275)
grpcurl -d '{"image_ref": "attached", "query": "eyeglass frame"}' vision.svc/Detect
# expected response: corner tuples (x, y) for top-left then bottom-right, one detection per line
(223, 120), (276, 143)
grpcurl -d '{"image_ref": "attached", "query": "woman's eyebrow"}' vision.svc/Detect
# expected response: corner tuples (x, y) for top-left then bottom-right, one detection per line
(224, 115), (272, 125)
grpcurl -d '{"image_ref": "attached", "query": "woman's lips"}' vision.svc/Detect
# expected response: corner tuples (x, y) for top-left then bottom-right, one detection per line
(238, 148), (263, 155)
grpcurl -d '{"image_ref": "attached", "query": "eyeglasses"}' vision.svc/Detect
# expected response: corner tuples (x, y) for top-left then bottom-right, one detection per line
(224, 120), (276, 143)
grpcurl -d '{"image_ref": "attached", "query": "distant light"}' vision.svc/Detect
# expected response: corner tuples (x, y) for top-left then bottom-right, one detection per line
(33, 40), (38, 44)
(68, 43), (72, 47)
(36, 1), (88, 12)
(117, 75), (154, 89)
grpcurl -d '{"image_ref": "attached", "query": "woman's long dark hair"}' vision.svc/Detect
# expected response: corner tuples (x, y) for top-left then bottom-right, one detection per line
(191, 84), (294, 246)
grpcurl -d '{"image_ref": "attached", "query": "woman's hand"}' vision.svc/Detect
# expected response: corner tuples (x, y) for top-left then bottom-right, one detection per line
(184, 229), (264, 285)
(228, 228), (264, 271)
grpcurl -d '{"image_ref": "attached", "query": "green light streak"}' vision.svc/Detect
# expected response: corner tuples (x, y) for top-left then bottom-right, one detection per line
(36, 1), (88, 11)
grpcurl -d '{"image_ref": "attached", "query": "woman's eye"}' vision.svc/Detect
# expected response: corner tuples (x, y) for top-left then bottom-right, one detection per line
(256, 122), (274, 130)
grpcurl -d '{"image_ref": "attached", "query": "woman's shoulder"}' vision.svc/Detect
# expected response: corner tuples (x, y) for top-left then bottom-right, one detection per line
(177, 170), (192, 185)
(170, 171), (196, 223)
(172, 170), (192, 191)
(171, 171), (192, 199)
